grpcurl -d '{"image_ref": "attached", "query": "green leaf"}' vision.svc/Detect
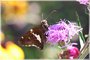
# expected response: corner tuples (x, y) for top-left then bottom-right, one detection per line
(75, 12), (85, 43)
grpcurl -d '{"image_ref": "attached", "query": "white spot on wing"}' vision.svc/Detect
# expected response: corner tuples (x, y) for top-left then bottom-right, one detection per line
(23, 44), (39, 48)
(32, 44), (39, 48)
(24, 45), (32, 47)
(32, 33), (41, 43)
(30, 29), (33, 32)
(28, 45), (31, 47)
(21, 36), (24, 39)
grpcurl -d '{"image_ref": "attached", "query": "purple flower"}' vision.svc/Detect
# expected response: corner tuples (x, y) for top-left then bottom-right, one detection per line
(49, 21), (69, 30)
(46, 30), (61, 44)
(76, 0), (89, 5)
(45, 19), (82, 44)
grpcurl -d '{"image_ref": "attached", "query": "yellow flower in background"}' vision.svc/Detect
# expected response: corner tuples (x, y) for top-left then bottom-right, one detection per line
(0, 31), (5, 42)
(2, 1), (28, 15)
(0, 41), (24, 60)
(0, 45), (13, 60)
(1, 0), (29, 27)
(2, 0), (28, 21)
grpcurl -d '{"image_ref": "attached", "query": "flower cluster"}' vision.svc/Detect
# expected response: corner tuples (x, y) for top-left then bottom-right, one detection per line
(45, 19), (82, 44)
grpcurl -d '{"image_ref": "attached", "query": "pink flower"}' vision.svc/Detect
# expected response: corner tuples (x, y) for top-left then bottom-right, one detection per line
(59, 46), (80, 59)
(67, 46), (80, 59)
(76, 0), (89, 5)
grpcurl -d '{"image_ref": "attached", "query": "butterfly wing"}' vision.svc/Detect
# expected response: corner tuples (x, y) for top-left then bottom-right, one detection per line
(32, 26), (47, 49)
(18, 20), (48, 49)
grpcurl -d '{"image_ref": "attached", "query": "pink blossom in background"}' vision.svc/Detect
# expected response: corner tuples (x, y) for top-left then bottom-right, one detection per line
(76, 0), (89, 5)
(67, 46), (80, 59)
(59, 46), (80, 59)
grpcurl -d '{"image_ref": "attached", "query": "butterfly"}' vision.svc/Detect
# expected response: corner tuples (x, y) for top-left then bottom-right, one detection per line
(18, 20), (48, 49)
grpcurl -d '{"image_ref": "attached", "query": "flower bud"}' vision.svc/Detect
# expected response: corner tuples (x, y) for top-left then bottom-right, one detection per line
(59, 46), (80, 59)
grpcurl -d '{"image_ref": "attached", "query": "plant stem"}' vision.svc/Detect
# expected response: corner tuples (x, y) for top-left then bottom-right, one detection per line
(78, 38), (89, 59)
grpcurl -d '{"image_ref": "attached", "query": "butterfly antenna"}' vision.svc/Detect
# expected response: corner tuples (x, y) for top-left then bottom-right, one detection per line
(45, 10), (57, 20)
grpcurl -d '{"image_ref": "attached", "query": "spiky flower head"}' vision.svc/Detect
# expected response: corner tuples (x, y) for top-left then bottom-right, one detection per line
(45, 19), (82, 44)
